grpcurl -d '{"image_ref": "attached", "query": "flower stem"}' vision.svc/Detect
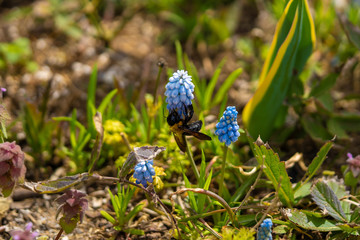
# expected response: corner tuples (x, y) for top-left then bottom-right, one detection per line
(185, 137), (200, 181)
(55, 228), (63, 240)
(219, 144), (228, 197)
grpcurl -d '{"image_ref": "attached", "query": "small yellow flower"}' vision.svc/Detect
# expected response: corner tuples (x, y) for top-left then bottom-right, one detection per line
(103, 119), (126, 146)
(153, 166), (166, 191)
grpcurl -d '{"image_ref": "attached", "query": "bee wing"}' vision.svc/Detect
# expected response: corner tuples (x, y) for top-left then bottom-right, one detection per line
(173, 132), (187, 152)
(183, 130), (212, 140)
(181, 122), (212, 141)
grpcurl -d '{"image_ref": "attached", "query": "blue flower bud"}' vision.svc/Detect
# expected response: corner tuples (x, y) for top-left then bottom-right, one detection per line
(133, 160), (155, 187)
(215, 106), (240, 146)
(165, 70), (195, 115)
(257, 218), (273, 240)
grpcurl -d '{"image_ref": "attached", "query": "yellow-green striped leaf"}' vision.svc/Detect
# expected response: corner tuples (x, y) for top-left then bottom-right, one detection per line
(243, 0), (315, 140)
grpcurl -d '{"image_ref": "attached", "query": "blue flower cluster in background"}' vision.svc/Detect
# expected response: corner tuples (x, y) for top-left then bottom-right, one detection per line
(165, 70), (194, 115)
(215, 106), (240, 146)
(257, 218), (273, 240)
(133, 160), (155, 187)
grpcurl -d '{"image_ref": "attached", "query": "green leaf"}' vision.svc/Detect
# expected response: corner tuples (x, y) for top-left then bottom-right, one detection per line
(175, 40), (184, 70)
(329, 114), (360, 133)
(243, 0), (315, 140)
(87, 65), (97, 136)
(203, 59), (226, 108)
(183, 172), (197, 212)
(126, 203), (145, 222)
(338, 13), (360, 50)
(23, 173), (89, 194)
(286, 209), (342, 232)
(125, 228), (145, 235)
(309, 74), (337, 98)
(212, 67), (243, 109)
(230, 171), (257, 203)
(327, 118), (349, 139)
(98, 89), (118, 115)
(248, 135), (294, 207)
(294, 182), (311, 201)
(100, 210), (116, 225)
(88, 112), (104, 174)
(301, 113), (332, 141)
(337, 224), (360, 235)
(59, 215), (79, 234)
(344, 171), (357, 189)
(300, 141), (333, 187)
(311, 179), (347, 222)
(198, 151), (207, 213)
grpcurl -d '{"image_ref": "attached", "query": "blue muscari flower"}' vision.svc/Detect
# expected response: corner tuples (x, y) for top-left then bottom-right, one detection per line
(215, 106), (240, 146)
(133, 160), (156, 187)
(165, 70), (195, 115)
(257, 218), (273, 240)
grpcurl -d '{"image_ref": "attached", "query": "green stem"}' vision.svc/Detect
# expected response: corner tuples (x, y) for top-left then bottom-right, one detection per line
(146, 62), (164, 143)
(219, 144), (228, 197)
(185, 137), (200, 181)
(153, 61), (164, 103)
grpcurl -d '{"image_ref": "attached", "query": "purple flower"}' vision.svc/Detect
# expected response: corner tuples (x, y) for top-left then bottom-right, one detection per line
(56, 189), (88, 234)
(10, 222), (39, 240)
(0, 142), (26, 197)
(1, 88), (6, 92)
(347, 153), (360, 177)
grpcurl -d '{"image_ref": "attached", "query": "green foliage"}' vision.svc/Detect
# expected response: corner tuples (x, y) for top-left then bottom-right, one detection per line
(59, 215), (79, 234)
(221, 226), (255, 240)
(287, 209), (342, 232)
(145, 0), (235, 45)
(54, 66), (118, 173)
(22, 103), (57, 167)
(311, 180), (347, 222)
(0, 38), (38, 72)
(248, 135), (294, 207)
(243, 0), (315, 141)
(101, 184), (145, 235)
(54, 110), (92, 173)
(299, 141), (333, 187)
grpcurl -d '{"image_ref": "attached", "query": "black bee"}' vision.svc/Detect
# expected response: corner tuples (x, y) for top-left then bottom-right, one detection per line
(167, 104), (211, 152)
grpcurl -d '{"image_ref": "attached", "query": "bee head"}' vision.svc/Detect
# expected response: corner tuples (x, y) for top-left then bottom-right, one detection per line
(167, 109), (181, 126)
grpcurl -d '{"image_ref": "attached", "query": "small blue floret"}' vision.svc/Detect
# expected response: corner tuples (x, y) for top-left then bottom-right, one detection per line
(133, 160), (155, 187)
(215, 106), (240, 146)
(165, 70), (195, 115)
(257, 218), (273, 240)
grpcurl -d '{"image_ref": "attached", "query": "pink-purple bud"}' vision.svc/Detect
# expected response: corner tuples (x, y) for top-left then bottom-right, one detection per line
(10, 222), (39, 240)
(56, 189), (88, 234)
(347, 153), (360, 177)
(0, 141), (26, 197)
